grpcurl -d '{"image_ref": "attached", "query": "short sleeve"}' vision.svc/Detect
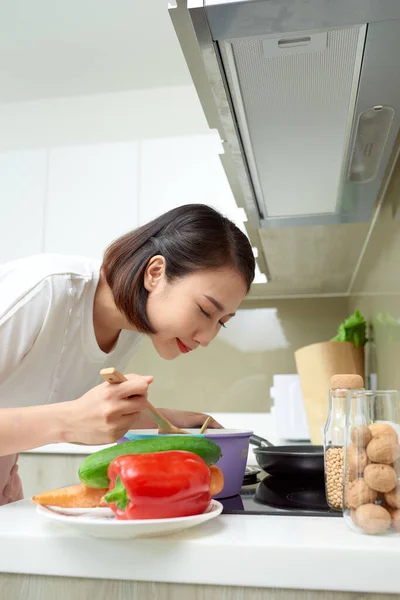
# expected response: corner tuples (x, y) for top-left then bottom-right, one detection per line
(0, 279), (50, 385)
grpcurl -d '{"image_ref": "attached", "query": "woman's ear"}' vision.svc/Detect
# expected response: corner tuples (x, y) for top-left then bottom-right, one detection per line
(143, 255), (166, 292)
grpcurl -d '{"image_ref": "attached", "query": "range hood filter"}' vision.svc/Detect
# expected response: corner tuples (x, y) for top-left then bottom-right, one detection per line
(219, 26), (367, 220)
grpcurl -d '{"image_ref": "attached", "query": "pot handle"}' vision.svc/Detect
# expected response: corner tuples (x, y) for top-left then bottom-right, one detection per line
(249, 434), (274, 448)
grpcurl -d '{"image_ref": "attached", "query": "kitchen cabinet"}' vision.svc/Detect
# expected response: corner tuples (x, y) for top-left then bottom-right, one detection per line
(0, 130), (250, 265)
(138, 134), (244, 227)
(4, 133), (245, 265)
(18, 453), (84, 498)
(0, 149), (47, 263)
(44, 142), (140, 259)
(0, 576), (395, 600)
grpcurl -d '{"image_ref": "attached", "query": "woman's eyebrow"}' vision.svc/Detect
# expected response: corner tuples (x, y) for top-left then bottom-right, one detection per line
(203, 295), (235, 317)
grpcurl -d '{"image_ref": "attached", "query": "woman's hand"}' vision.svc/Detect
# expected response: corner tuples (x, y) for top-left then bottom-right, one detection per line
(61, 374), (153, 445)
(158, 408), (223, 429)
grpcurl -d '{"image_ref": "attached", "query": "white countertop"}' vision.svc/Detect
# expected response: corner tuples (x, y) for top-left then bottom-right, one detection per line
(1, 499), (400, 594)
(7, 412), (400, 593)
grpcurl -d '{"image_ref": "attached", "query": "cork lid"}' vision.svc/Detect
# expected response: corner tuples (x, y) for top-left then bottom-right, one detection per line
(330, 374), (364, 390)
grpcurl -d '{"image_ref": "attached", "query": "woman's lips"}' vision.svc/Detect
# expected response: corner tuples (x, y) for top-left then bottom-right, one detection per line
(176, 338), (192, 354)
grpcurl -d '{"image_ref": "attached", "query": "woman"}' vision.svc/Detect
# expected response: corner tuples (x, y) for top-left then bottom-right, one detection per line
(0, 204), (255, 504)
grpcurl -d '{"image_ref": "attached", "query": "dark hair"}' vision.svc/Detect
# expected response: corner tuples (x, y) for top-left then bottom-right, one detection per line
(102, 204), (255, 334)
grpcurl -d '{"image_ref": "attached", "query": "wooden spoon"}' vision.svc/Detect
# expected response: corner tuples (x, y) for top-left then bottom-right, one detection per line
(99, 367), (190, 435)
(199, 416), (212, 434)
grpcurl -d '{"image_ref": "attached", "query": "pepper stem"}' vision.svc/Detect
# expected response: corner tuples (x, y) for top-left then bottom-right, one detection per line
(103, 476), (129, 510)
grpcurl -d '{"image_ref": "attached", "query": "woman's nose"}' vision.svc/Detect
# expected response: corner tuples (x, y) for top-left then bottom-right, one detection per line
(193, 328), (218, 348)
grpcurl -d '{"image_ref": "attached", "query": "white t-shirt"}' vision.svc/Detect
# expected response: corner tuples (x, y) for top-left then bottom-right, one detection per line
(0, 253), (142, 408)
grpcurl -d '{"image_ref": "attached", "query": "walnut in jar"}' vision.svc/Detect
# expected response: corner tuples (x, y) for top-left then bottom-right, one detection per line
(366, 434), (400, 464)
(369, 423), (398, 441)
(387, 507), (400, 532)
(384, 487), (400, 509)
(355, 504), (392, 535)
(351, 425), (372, 449)
(345, 478), (378, 509)
(363, 464), (397, 493)
(350, 508), (359, 526)
(347, 445), (368, 480)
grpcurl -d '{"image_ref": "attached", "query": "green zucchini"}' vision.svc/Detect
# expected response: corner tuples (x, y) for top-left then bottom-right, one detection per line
(78, 436), (223, 489)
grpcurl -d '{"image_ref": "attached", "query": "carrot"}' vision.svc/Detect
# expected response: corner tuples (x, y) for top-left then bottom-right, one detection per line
(32, 484), (108, 508)
(209, 465), (224, 497)
(32, 468), (224, 507)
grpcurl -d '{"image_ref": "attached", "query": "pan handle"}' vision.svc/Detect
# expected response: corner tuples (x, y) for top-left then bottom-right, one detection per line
(249, 434), (274, 448)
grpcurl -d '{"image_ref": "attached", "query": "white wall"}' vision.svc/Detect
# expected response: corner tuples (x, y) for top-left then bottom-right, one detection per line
(0, 86), (209, 152)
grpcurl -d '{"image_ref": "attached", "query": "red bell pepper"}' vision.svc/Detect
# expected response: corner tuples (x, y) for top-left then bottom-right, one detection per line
(103, 450), (211, 520)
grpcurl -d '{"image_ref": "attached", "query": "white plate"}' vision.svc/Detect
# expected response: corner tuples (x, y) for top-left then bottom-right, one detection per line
(36, 500), (223, 539)
(42, 506), (113, 517)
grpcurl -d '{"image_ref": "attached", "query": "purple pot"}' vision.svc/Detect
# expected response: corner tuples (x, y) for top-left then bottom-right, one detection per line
(204, 429), (253, 498)
(119, 428), (253, 499)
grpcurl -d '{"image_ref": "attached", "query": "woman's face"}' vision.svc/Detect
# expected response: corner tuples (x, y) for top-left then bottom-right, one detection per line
(144, 257), (248, 360)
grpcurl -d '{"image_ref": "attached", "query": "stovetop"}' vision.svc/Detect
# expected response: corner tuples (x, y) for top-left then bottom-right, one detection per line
(219, 468), (343, 518)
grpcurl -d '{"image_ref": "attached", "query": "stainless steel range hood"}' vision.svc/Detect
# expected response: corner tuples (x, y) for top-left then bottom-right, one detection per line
(169, 1), (400, 297)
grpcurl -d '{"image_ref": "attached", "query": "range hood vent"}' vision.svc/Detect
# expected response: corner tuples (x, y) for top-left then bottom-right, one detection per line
(219, 26), (366, 225)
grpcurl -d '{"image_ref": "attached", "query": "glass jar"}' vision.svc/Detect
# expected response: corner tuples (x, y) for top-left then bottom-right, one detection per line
(323, 374), (364, 511)
(343, 389), (400, 535)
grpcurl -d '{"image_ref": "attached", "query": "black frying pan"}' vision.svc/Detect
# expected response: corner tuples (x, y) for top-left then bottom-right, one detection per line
(250, 434), (324, 477)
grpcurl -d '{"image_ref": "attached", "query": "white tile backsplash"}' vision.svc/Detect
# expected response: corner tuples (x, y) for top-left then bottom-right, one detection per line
(44, 142), (140, 259)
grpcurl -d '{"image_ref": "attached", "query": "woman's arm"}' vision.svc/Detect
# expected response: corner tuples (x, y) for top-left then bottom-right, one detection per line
(0, 374), (152, 457)
(0, 391), (222, 456)
(0, 403), (67, 456)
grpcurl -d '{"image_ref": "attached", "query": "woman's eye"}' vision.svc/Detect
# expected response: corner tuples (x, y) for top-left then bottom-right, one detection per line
(199, 307), (211, 318)
(199, 306), (227, 328)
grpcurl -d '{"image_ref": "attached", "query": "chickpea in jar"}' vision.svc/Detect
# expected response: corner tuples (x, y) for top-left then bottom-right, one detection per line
(325, 447), (344, 509)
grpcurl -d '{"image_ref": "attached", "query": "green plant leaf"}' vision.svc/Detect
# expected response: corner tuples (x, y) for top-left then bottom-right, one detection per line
(332, 310), (367, 347)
